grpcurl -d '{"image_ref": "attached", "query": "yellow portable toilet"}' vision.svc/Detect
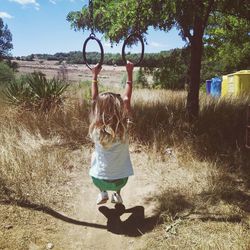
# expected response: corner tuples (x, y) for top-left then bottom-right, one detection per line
(226, 70), (250, 97)
(221, 75), (228, 97)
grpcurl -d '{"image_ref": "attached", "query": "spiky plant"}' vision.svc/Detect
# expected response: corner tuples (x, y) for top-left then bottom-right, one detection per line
(27, 72), (69, 111)
(3, 71), (69, 112)
(3, 76), (33, 107)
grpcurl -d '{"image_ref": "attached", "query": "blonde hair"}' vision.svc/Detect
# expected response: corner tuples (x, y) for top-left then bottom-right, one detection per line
(89, 92), (128, 147)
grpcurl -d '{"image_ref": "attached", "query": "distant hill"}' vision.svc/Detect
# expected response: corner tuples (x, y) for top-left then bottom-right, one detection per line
(11, 50), (174, 67)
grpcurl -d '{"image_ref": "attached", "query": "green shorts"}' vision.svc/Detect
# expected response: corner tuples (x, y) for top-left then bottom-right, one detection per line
(92, 177), (128, 191)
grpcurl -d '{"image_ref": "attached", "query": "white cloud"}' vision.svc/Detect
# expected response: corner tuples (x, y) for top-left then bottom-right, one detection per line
(49, 0), (76, 4)
(149, 42), (164, 48)
(9, 0), (40, 10)
(0, 12), (13, 19)
(9, 0), (36, 4)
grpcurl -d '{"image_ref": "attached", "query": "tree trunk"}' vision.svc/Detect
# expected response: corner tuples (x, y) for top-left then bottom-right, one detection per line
(187, 15), (204, 120)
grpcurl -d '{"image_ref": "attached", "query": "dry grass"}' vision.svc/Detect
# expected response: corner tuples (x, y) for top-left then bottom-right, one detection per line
(129, 90), (250, 249)
(0, 106), (70, 207)
(0, 87), (250, 249)
(14, 60), (134, 86)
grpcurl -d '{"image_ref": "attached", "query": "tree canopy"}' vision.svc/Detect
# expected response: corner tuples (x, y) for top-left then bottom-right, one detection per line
(205, 13), (250, 74)
(67, 0), (249, 118)
(0, 18), (13, 59)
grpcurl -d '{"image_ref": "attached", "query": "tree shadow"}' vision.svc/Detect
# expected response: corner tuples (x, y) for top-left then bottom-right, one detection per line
(150, 188), (247, 225)
(150, 190), (194, 217)
(132, 98), (250, 186)
(188, 211), (243, 223)
(98, 204), (162, 237)
(199, 173), (250, 213)
(193, 99), (250, 185)
(223, 190), (250, 213)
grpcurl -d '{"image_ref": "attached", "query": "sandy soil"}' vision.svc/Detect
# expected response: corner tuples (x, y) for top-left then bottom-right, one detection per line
(1, 149), (160, 250)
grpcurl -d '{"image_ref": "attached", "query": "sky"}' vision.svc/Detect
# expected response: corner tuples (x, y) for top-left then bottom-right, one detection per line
(0, 0), (186, 56)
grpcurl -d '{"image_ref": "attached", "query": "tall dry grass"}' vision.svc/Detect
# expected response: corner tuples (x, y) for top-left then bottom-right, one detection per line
(0, 87), (249, 249)
(0, 106), (68, 207)
(1, 88), (249, 201)
(0, 98), (90, 208)
(129, 90), (250, 249)
(132, 90), (249, 176)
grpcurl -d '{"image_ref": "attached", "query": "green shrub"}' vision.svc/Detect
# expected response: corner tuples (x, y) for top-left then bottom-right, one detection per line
(3, 72), (69, 112)
(0, 61), (14, 86)
(2, 76), (33, 106)
(135, 67), (148, 88)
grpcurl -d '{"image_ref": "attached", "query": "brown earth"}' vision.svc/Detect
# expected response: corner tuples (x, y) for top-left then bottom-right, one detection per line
(1, 149), (160, 250)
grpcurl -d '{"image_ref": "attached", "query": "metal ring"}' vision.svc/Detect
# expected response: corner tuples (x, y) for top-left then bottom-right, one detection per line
(82, 35), (104, 70)
(122, 33), (144, 66)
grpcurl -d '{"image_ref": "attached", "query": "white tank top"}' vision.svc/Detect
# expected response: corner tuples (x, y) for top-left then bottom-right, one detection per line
(89, 136), (134, 180)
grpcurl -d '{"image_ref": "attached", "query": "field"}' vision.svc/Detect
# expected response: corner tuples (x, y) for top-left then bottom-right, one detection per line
(14, 60), (138, 86)
(0, 61), (250, 250)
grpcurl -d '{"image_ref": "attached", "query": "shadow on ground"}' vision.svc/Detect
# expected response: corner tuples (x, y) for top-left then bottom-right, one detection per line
(133, 98), (250, 186)
(99, 204), (162, 237)
(199, 173), (250, 213)
(149, 190), (194, 218)
(150, 188), (248, 225)
(0, 185), (161, 235)
(0, 198), (106, 230)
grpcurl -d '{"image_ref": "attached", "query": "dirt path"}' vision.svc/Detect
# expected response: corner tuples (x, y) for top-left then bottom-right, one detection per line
(1, 149), (160, 250)
(55, 151), (159, 250)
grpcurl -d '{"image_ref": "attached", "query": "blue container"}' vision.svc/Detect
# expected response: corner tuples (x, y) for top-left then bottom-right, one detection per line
(210, 77), (222, 97)
(206, 80), (212, 95)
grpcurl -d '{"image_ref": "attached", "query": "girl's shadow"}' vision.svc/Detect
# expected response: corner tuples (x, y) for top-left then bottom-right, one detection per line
(98, 204), (161, 237)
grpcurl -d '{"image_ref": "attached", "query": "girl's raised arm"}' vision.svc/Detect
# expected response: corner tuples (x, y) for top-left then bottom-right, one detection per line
(123, 61), (134, 112)
(91, 65), (102, 100)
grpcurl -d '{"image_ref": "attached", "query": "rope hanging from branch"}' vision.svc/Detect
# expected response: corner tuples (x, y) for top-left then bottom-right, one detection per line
(121, 0), (144, 66)
(82, 0), (104, 70)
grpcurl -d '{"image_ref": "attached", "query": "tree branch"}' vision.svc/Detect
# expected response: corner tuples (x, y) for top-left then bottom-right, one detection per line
(202, 0), (215, 33)
(182, 25), (193, 43)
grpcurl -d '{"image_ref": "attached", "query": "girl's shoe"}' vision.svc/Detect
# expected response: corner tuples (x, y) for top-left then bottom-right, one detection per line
(111, 193), (123, 204)
(96, 191), (109, 205)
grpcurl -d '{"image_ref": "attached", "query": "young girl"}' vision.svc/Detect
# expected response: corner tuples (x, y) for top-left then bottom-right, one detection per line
(89, 62), (134, 205)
